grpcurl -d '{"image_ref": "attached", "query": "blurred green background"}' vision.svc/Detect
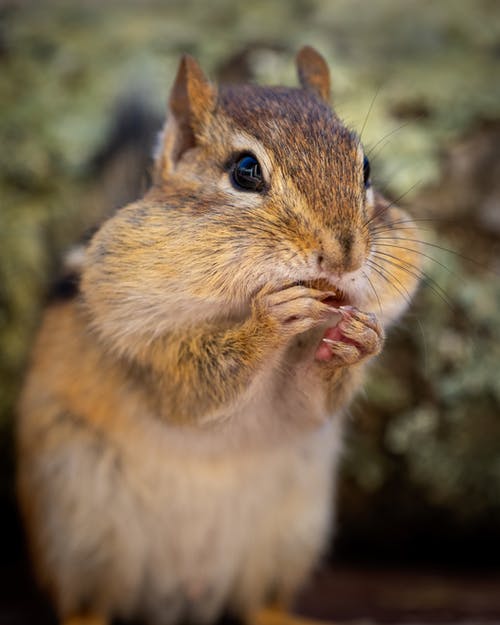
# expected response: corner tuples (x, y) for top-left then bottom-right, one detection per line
(1, 0), (500, 566)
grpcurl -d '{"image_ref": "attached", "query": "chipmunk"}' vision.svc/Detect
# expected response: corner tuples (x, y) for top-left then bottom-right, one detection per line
(17, 47), (421, 625)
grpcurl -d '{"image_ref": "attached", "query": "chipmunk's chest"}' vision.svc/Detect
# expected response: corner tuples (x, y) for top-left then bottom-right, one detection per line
(107, 416), (340, 623)
(225, 329), (333, 436)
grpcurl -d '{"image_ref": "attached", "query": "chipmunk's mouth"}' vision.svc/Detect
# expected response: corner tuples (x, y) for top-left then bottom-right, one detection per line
(298, 278), (348, 307)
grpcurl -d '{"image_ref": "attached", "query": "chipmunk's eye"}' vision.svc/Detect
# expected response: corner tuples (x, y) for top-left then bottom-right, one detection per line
(363, 155), (371, 188)
(231, 154), (265, 192)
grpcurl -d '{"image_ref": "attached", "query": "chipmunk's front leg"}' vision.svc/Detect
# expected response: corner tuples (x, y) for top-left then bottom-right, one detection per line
(315, 306), (384, 364)
(147, 285), (336, 423)
(312, 306), (384, 414)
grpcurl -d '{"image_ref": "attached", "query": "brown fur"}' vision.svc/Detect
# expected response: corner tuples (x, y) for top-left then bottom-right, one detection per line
(17, 47), (421, 625)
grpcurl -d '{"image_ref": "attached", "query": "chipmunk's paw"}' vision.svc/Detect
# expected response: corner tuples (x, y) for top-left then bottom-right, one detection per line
(315, 306), (384, 364)
(253, 285), (339, 339)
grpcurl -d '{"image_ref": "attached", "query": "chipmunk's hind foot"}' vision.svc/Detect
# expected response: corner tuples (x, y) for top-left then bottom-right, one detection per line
(63, 615), (109, 625)
(251, 606), (338, 625)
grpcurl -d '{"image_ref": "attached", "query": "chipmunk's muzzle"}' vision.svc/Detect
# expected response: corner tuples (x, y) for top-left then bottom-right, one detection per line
(298, 278), (348, 307)
(314, 228), (367, 276)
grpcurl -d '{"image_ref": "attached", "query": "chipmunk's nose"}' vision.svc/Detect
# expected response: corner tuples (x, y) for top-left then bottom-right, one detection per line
(316, 229), (365, 274)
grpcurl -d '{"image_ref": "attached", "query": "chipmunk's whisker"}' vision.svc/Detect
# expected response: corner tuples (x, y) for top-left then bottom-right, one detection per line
(370, 235), (494, 273)
(372, 235), (459, 254)
(372, 216), (475, 230)
(368, 216), (477, 240)
(362, 269), (383, 316)
(366, 258), (414, 310)
(367, 258), (429, 371)
(369, 217), (436, 230)
(369, 222), (429, 237)
(358, 85), (382, 143)
(372, 251), (456, 313)
(372, 248), (424, 278)
(370, 225), (429, 236)
(366, 120), (415, 158)
(372, 242), (458, 276)
(361, 182), (421, 232)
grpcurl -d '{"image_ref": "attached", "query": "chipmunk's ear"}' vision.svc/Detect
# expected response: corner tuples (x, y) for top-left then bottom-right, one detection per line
(155, 55), (217, 180)
(296, 46), (331, 103)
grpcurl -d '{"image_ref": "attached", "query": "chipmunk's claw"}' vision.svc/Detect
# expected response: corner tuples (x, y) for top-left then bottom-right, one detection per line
(315, 306), (384, 364)
(253, 284), (340, 339)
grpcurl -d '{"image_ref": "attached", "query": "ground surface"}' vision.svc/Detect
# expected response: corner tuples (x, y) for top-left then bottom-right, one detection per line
(3, 558), (500, 625)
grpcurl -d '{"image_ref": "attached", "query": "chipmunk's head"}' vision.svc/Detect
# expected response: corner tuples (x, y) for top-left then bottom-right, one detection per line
(83, 47), (421, 350)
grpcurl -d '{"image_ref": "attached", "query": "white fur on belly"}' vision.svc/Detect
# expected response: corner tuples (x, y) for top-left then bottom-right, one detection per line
(32, 414), (341, 624)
